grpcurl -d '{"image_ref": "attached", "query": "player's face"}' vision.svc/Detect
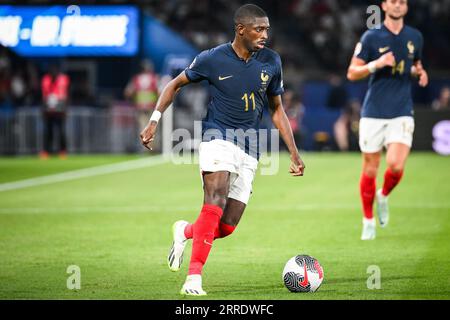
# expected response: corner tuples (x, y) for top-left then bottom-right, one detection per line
(242, 17), (270, 52)
(382, 0), (408, 20)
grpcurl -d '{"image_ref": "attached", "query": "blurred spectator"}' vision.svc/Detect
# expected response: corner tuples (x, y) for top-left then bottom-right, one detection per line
(24, 61), (40, 106)
(282, 89), (305, 149)
(40, 64), (70, 159)
(334, 99), (361, 151)
(0, 47), (11, 73)
(10, 69), (26, 106)
(124, 59), (160, 135)
(327, 73), (348, 110)
(0, 68), (11, 110)
(432, 86), (450, 111)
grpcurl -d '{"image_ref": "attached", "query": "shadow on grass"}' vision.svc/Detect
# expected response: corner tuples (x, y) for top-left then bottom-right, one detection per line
(325, 275), (424, 284)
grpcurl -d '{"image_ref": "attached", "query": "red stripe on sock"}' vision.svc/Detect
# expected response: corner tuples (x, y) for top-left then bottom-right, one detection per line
(382, 168), (403, 196)
(214, 222), (236, 239)
(188, 204), (223, 275)
(185, 220), (236, 240)
(360, 173), (376, 219)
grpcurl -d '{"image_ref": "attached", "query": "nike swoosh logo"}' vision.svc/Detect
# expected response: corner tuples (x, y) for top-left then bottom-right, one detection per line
(299, 261), (309, 287)
(379, 46), (390, 53)
(203, 239), (213, 246)
(218, 75), (233, 81)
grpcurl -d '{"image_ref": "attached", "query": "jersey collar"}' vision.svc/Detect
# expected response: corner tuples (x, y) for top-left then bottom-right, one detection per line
(382, 22), (405, 36)
(227, 42), (256, 63)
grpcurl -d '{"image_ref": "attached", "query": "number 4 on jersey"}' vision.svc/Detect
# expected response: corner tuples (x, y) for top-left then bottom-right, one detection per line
(392, 60), (405, 75)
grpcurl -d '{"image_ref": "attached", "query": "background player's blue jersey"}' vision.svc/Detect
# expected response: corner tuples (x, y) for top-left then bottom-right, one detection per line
(356, 24), (423, 119)
(185, 42), (284, 158)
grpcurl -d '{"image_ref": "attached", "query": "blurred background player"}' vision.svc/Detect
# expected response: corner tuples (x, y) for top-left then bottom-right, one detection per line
(347, 0), (428, 240)
(333, 99), (361, 151)
(140, 4), (305, 296)
(40, 64), (70, 159)
(282, 88), (305, 150)
(124, 59), (160, 151)
(431, 86), (450, 111)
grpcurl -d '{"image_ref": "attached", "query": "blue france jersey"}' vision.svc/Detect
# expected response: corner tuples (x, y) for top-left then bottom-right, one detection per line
(355, 24), (423, 119)
(184, 42), (284, 157)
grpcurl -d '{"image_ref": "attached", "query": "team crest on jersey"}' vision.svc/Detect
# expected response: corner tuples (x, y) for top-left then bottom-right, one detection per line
(260, 70), (270, 92)
(407, 41), (415, 59)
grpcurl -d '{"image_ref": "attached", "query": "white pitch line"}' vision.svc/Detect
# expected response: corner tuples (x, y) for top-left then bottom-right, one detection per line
(0, 155), (168, 193)
(0, 203), (449, 215)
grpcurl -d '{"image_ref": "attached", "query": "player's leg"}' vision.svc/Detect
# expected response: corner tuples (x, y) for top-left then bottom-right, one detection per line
(360, 152), (381, 240)
(169, 171), (230, 270)
(57, 115), (67, 158)
(168, 139), (236, 275)
(214, 150), (258, 239)
(217, 198), (246, 237)
(385, 142), (409, 190)
(376, 142), (410, 227)
(180, 171), (229, 296)
(184, 198), (245, 240)
(376, 116), (414, 227)
(358, 117), (385, 240)
(41, 114), (52, 158)
(334, 114), (349, 151)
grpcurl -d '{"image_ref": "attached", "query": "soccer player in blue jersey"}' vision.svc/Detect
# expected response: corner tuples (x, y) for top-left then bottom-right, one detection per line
(347, 0), (428, 240)
(140, 4), (305, 295)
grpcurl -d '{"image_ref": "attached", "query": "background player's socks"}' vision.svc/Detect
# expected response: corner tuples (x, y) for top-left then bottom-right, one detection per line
(360, 173), (376, 219)
(188, 204), (223, 275)
(382, 168), (403, 196)
(184, 221), (236, 240)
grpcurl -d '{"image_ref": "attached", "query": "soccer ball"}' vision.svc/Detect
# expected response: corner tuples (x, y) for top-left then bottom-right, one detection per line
(282, 255), (324, 293)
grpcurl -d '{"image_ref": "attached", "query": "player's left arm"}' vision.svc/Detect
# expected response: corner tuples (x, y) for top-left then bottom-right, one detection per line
(411, 60), (428, 87)
(411, 32), (428, 87)
(268, 94), (305, 177)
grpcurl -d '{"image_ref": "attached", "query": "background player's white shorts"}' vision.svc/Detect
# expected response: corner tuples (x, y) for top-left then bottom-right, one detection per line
(198, 139), (258, 205)
(359, 116), (415, 153)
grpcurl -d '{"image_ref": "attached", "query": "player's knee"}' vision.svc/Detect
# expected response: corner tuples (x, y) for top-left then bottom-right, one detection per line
(204, 190), (227, 209)
(362, 157), (380, 177)
(363, 166), (378, 178)
(386, 155), (404, 173)
(387, 161), (404, 173)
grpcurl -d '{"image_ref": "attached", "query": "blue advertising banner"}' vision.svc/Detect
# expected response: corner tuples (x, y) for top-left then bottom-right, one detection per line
(0, 5), (139, 56)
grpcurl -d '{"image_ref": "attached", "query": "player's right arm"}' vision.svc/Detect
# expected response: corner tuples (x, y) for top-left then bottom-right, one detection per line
(141, 51), (211, 150)
(140, 72), (190, 150)
(347, 31), (395, 82)
(347, 51), (395, 81)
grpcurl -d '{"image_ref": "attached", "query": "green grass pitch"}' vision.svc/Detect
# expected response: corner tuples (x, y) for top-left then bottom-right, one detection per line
(0, 152), (449, 300)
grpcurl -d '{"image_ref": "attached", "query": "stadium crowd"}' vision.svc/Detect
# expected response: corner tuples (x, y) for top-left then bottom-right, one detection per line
(1, 0), (450, 155)
(146, 0), (450, 75)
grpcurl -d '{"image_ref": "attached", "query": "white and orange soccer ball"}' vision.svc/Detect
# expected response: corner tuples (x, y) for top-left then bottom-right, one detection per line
(282, 255), (324, 293)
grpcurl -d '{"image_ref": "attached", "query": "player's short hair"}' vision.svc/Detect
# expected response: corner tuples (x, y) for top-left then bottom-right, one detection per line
(234, 4), (267, 25)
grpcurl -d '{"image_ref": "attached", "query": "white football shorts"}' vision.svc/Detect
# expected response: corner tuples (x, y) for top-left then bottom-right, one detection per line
(198, 139), (258, 205)
(359, 116), (415, 153)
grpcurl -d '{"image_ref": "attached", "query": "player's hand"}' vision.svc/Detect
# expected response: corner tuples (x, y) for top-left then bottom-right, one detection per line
(140, 121), (158, 151)
(289, 153), (305, 177)
(417, 67), (429, 87)
(376, 51), (395, 69)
